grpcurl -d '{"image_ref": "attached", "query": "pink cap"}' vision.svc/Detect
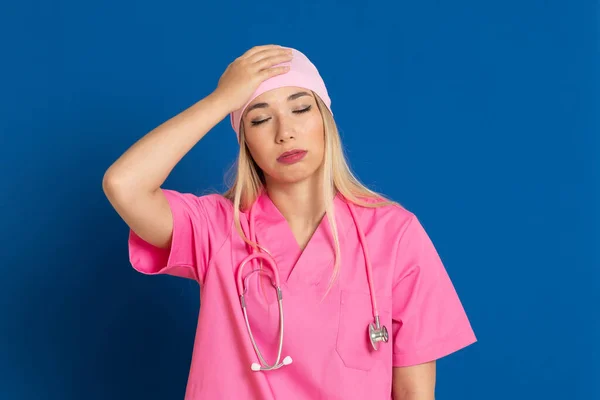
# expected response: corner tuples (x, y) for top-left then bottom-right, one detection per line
(229, 47), (332, 141)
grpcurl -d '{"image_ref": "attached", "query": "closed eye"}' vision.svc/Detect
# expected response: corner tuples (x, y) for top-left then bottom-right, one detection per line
(250, 105), (313, 126)
(293, 105), (312, 114)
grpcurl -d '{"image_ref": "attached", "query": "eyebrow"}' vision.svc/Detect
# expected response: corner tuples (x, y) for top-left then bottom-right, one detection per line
(244, 91), (312, 115)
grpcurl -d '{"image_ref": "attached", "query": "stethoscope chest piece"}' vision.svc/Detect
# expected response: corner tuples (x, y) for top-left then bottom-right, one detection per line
(369, 316), (389, 351)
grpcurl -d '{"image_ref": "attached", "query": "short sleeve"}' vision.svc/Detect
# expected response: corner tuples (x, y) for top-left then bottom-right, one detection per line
(391, 214), (477, 367)
(127, 189), (232, 285)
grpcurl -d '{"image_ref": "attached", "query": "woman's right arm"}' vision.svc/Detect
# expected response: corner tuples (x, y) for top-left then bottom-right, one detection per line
(102, 45), (293, 250)
(102, 92), (232, 249)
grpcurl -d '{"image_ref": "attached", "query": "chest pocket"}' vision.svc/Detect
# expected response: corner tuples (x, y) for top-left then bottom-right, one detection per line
(335, 290), (393, 371)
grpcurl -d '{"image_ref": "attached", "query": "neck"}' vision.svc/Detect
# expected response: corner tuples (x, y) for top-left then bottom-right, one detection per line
(265, 173), (329, 232)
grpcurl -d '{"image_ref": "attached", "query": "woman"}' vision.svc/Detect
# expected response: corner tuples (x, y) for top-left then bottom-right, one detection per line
(103, 44), (477, 399)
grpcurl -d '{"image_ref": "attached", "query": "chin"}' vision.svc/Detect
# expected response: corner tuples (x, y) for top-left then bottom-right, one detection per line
(267, 164), (322, 185)
(271, 171), (313, 184)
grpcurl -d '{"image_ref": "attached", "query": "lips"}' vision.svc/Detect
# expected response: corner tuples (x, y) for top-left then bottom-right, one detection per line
(277, 149), (308, 164)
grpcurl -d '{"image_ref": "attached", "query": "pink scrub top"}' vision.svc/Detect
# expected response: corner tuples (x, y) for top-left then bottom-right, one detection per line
(128, 189), (477, 399)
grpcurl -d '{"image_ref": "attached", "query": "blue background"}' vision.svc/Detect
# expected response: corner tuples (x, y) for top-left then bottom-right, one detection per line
(1, 0), (597, 399)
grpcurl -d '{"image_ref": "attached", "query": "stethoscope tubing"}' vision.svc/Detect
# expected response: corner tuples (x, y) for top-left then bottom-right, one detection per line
(236, 196), (387, 371)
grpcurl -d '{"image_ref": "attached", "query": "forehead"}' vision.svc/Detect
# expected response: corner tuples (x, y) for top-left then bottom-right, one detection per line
(248, 86), (312, 105)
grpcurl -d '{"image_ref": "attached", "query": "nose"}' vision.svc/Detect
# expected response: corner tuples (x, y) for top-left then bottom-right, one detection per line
(275, 116), (296, 143)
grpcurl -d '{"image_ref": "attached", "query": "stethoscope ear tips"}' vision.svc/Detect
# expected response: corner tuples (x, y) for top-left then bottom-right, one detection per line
(369, 322), (389, 351)
(250, 356), (293, 372)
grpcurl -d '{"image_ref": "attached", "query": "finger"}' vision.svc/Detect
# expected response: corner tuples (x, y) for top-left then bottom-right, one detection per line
(246, 47), (291, 64)
(259, 65), (290, 79)
(254, 53), (293, 71)
(241, 44), (284, 59)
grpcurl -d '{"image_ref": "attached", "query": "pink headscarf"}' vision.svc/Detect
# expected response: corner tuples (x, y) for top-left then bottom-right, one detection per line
(229, 47), (332, 142)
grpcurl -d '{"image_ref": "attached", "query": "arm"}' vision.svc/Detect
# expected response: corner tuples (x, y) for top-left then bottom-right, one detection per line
(390, 215), (477, 398)
(102, 45), (292, 249)
(102, 92), (231, 249)
(392, 361), (436, 400)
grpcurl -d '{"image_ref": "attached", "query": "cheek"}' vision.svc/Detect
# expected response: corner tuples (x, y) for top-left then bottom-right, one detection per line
(245, 137), (274, 169)
(247, 142), (269, 165)
(306, 118), (325, 151)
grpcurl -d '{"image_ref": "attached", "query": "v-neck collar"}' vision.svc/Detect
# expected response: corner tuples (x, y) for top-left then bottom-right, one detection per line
(250, 190), (353, 291)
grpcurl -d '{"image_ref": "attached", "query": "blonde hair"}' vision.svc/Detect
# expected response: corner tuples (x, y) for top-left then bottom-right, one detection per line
(223, 91), (401, 295)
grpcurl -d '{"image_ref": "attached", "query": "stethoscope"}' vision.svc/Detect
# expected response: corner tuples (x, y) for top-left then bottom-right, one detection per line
(235, 196), (388, 372)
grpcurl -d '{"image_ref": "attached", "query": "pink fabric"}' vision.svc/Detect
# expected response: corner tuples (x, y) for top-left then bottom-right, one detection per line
(229, 47), (332, 140)
(128, 189), (477, 399)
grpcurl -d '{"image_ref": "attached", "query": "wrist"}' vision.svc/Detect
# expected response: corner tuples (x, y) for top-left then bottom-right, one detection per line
(207, 89), (237, 116)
